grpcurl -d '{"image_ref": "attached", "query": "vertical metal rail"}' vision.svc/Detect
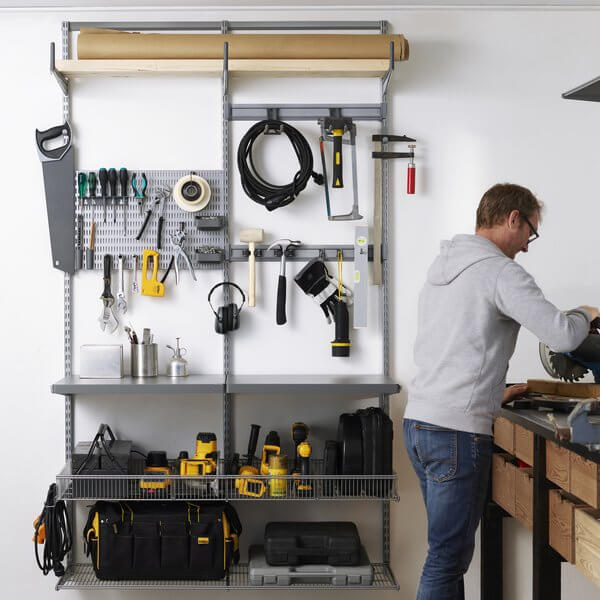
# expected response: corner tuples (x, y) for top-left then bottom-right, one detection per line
(379, 21), (393, 571)
(221, 35), (233, 461)
(60, 20), (75, 569)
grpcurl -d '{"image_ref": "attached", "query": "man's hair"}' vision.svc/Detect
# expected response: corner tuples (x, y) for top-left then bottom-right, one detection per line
(476, 183), (543, 229)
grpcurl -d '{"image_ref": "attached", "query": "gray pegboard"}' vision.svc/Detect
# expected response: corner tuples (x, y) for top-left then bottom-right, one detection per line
(75, 169), (225, 272)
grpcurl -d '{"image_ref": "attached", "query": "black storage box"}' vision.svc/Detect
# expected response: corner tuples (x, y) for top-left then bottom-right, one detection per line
(264, 522), (361, 567)
(84, 501), (241, 580)
(72, 424), (131, 475)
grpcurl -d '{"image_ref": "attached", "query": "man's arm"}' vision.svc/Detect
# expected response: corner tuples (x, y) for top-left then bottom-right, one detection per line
(495, 261), (593, 352)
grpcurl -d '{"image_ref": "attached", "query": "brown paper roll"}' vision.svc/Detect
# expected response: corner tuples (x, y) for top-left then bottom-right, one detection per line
(77, 30), (409, 62)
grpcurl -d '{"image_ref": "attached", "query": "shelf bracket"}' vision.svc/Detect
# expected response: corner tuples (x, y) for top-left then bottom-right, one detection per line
(222, 41), (229, 99)
(50, 42), (69, 96)
(381, 41), (395, 107)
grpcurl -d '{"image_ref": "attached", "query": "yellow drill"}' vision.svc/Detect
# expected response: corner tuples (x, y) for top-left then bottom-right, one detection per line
(179, 432), (218, 476)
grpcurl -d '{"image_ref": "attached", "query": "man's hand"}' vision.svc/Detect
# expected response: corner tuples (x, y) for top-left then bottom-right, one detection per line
(502, 383), (529, 406)
(579, 305), (600, 321)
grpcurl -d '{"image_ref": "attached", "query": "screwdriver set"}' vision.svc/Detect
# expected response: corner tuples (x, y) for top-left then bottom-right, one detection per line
(75, 169), (225, 272)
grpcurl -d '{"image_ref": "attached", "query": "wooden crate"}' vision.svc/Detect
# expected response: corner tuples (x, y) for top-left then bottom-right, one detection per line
(571, 453), (600, 508)
(492, 453), (516, 516)
(575, 507), (600, 587)
(514, 424), (534, 467)
(493, 417), (514, 454)
(515, 467), (534, 529)
(549, 489), (586, 563)
(546, 441), (570, 492)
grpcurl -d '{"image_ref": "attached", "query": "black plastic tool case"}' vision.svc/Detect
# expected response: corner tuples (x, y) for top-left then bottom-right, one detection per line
(264, 522), (361, 566)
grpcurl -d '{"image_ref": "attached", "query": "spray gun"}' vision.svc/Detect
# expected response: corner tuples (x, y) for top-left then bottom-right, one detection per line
(294, 258), (353, 357)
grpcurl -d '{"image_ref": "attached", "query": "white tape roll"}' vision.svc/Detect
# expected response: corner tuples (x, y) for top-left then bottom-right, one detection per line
(173, 174), (211, 212)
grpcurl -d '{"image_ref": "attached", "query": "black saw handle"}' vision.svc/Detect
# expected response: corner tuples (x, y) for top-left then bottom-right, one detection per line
(276, 275), (287, 325)
(35, 122), (72, 161)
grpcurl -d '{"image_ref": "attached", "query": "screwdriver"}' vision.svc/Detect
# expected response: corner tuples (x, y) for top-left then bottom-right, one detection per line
(77, 172), (87, 209)
(88, 171), (97, 226)
(119, 168), (129, 236)
(108, 168), (118, 223)
(99, 168), (108, 223)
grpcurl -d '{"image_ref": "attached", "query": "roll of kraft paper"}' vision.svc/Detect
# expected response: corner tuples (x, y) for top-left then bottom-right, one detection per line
(77, 30), (409, 61)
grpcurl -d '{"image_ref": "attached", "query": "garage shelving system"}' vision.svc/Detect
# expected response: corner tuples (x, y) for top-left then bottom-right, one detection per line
(48, 20), (401, 591)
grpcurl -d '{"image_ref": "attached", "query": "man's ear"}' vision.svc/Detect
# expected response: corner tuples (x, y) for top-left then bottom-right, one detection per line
(507, 209), (520, 230)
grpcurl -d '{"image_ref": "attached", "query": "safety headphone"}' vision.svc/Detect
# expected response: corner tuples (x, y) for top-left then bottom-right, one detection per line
(208, 282), (246, 334)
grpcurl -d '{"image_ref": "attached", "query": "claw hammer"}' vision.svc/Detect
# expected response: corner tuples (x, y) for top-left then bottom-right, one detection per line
(267, 239), (301, 325)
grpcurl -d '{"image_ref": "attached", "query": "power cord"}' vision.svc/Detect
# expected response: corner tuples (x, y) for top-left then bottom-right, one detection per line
(237, 119), (323, 211)
(34, 483), (72, 577)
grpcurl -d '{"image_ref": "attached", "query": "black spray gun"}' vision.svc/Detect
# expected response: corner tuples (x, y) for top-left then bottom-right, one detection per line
(294, 257), (353, 357)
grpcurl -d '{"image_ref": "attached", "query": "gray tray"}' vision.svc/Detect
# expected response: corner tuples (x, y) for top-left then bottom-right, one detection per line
(248, 545), (373, 586)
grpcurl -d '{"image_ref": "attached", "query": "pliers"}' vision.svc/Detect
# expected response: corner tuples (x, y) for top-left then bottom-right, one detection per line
(131, 172), (147, 216)
(135, 185), (169, 245)
(169, 224), (197, 284)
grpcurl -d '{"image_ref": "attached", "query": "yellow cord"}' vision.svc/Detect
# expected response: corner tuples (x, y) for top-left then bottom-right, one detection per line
(337, 249), (343, 300)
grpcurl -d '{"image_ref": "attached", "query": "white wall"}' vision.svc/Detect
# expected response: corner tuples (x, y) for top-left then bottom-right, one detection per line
(2, 5), (600, 600)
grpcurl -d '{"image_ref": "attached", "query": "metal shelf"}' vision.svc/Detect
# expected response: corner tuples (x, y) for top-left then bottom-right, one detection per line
(226, 375), (400, 396)
(52, 375), (225, 395)
(52, 375), (399, 397)
(56, 459), (398, 502)
(57, 562), (399, 591)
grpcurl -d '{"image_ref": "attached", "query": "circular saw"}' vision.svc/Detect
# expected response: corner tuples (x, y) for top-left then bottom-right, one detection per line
(539, 322), (600, 383)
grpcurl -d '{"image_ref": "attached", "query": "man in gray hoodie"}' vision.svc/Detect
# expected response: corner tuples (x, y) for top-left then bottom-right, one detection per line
(403, 183), (599, 600)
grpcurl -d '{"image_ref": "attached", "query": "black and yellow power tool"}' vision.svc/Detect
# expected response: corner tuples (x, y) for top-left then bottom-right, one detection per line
(235, 424), (266, 498)
(140, 451), (171, 492)
(291, 423), (312, 495)
(179, 432), (218, 477)
(260, 430), (281, 476)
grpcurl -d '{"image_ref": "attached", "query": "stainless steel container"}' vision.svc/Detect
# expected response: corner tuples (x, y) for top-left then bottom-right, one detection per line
(131, 343), (158, 377)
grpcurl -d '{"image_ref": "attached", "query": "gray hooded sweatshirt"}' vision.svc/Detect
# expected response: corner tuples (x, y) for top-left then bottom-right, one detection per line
(404, 234), (591, 436)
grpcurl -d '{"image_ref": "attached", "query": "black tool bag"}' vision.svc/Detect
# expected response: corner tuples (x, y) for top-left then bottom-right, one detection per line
(336, 407), (393, 496)
(84, 501), (241, 580)
(264, 522), (361, 567)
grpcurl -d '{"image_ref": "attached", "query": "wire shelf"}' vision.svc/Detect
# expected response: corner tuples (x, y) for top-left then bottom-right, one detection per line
(56, 563), (399, 591)
(57, 458), (398, 502)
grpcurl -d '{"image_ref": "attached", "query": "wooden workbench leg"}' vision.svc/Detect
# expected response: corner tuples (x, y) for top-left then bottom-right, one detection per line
(533, 435), (561, 600)
(481, 499), (504, 600)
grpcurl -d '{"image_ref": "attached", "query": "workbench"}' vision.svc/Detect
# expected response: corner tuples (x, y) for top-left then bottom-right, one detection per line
(481, 406), (600, 600)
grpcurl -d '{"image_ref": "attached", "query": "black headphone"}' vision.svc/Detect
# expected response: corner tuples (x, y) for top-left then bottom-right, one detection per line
(208, 282), (246, 334)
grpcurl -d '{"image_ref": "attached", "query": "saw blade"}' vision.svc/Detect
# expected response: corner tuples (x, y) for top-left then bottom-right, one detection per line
(549, 351), (588, 382)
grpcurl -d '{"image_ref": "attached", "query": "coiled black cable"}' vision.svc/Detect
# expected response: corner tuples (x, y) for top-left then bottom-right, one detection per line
(237, 120), (323, 211)
(34, 483), (72, 577)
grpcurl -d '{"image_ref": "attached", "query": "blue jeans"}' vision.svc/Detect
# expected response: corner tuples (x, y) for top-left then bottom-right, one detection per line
(403, 418), (493, 600)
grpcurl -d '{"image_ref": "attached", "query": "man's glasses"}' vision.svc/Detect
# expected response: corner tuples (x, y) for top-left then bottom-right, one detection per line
(520, 212), (539, 244)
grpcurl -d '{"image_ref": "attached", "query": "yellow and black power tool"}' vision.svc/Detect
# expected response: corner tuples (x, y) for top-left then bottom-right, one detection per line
(260, 430), (281, 476)
(291, 422), (312, 495)
(179, 432), (218, 478)
(235, 424), (266, 498)
(140, 451), (171, 493)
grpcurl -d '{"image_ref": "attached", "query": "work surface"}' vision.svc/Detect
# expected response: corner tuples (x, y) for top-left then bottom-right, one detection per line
(500, 406), (600, 463)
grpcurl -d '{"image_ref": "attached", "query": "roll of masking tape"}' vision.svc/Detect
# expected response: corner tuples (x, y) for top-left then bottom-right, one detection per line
(173, 174), (211, 212)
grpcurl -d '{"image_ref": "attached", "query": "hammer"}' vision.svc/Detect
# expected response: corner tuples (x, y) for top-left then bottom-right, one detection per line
(240, 228), (264, 307)
(267, 239), (301, 325)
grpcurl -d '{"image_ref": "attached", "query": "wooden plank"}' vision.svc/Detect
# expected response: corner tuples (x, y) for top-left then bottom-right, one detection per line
(571, 453), (600, 508)
(575, 507), (600, 587)
(527, 379), (600, 399)
(546, 441), (570, 492)
(55, 58), (389, 78)
(514, 424), (534, 467)
(493, 416), (514, 454)
(549, 489), (586, 563)
(492, 453), (516, 516)
(515, 467), (534, 529)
